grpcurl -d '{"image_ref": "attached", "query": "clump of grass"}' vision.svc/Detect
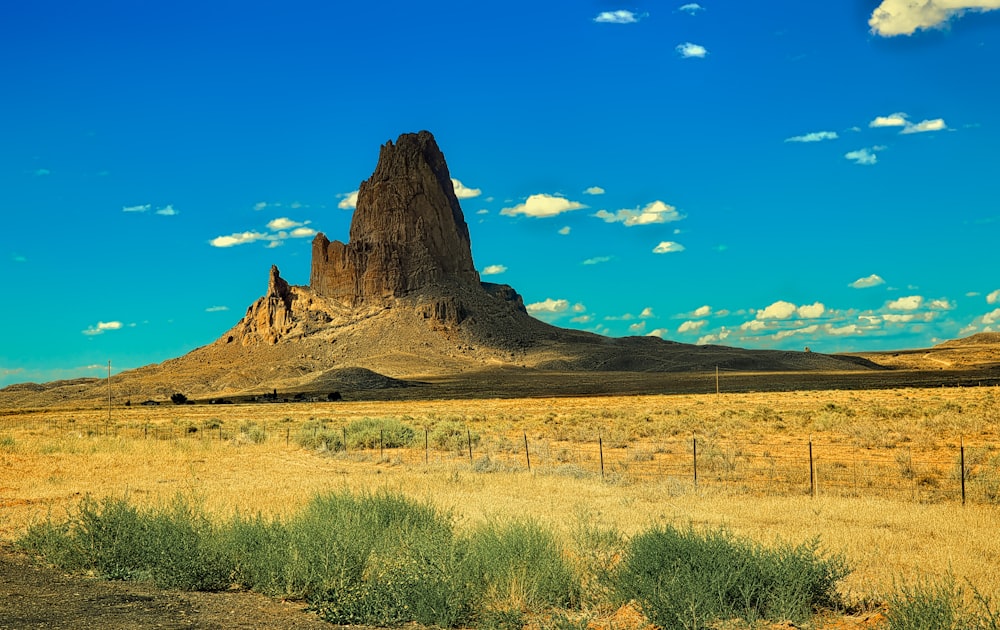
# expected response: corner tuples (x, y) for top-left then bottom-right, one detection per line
(608, 525), (848, 629)
(429, 421), (480, 453)
(0, 433), (15, 451)
(238, 421), (267, 444)
(344, 417), (415, 449)
(887, 575), (1000, 630)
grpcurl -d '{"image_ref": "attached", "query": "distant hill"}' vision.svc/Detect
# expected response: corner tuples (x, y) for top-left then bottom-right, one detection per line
(845, 333), (1000, 371)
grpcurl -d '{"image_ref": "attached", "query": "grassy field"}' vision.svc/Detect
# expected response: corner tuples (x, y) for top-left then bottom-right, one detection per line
(3, 385), (1000, 625)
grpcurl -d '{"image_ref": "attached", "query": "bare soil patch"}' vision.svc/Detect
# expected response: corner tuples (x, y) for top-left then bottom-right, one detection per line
(0, 543), (331, 630)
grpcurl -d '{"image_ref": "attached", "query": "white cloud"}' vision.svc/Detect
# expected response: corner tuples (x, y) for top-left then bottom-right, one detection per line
(653, 241), (685, 254)
(882, 313), (918, 323)
(582, 256), (612, 265)
(984, 308), (1000, 325)
(900, 118), (948, 134)
(482, 264), (507, 275)
(558, 226), (571, 235)
(869, 0), (1000, 36)
(123, 204), (151, 213)
(205, 306), (229, 312)
(595, 200), (683, 226)
(774, 325), (819, 340)
(629, 321), (647, 333)
(338, 190), (359, 210)
(888, 295), (924, 310)
(870, 112), (909, 128)
(526, 298), (570, 314)
(501, 194), (586, 218)
(647, 328), (669, 339)
(570, 314), (593, 324)
(594, 10), (642, 23)
(741, 320), (768, 332)
(267, 217), (308, 231)
(845, 147), (881, 165)
(451, 178), (482, 199)
(929, 298), (955, 310)
(640, 307), (654, 318)
(785, 131), (839, 143)
(850, 274), (886, 289)
(210, 231), (269, 248)
(757, 300), (797, 320)
(253, 202), (268, 211)
(83, 321), (123, 336)
(678, 320), (706, 333)
(572, 303), (587, 313)
(693, 305), (712, 317)
(583, 186), (605, 195)
(289, 227), (317, 238)
(797, 302), (826, 319)
(679, 3), (705, 14)
(827, 324), (860, 336)
(676, 42), (708, 58)
(155, 204), (178, 216)
(987, 289), (1000, 304)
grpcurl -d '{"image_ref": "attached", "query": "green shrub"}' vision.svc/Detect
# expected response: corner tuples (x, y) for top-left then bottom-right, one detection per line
(296, 423), (344, 452)
(886, 575), (1000, 630)
(609, 525), (848, 629)
(238, 422), (267, 444)
(344, 417), (415, 450)
(429, 421), (480, 453)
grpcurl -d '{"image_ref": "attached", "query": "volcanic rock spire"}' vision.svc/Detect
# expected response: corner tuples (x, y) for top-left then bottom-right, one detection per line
(310, 131), (481, 305)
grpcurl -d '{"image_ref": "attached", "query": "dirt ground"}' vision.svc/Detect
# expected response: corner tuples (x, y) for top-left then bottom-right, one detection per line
(0, 542), (333, 630)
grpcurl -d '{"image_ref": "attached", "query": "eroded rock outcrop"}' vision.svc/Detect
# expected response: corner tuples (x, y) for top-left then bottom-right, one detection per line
(311, 131), (481, 306)
(231, 265), (296, 345)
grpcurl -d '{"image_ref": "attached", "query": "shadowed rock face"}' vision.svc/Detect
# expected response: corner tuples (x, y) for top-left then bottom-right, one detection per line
(311, 131), (480, 305)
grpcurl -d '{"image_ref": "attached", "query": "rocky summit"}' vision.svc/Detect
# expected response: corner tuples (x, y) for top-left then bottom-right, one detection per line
(1, 131), (887, 407)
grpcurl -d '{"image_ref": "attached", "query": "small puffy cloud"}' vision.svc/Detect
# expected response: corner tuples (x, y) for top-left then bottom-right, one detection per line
(929, 298), (955, 310)
(647, 328), (669, 339)
(583, 256), (612, 265)
(451, 178), (482, 199)
(570, 315), (593, 323)
(501, 194), (586, 219)
(594, 10), (642, 23)
(210, 231), (269, 248)
(337, 190), (359, 210)
(482, 264), (507, 275)
(869, 0), (1000, 36)
(289, 227), (317, 238)
(850, 274), (886, 289)
(827, 324), (860, 336)
(155, 204), (178, 216)
(526, 298), (570, 314)
(629, 321), (647, 333)
(774, 325), (819, 340)
(83, 321), (123, 336)
(693, 305), (712, 317)
(679, 3), (705, 14)
(205, 306), (229, 313)
(984, 308), (1000, 325)
(888, 295), (923, 310)
(268, 217), (307, 231)
(900, 118), (948, 134)
(595, 200), (683, 226)
(123, 204), (151, 213)
(572, 303), (586, 313)
(757, 300), (798, 320)
(676, 42), (708, 58)
(653, 241), (685, 254)
(845, 147), (881, 165)
(870, 112), (909, 128)
(558, 226), (571, 235)
(797, 302), (826, 319)
(253, 202), (268, 211)
(785, 131), (839, 143)
(741, 320), (768, 332)
(987, 289), (1000, 304)
(678, 320), (706, 333)
(640, 307), (654, 318)
(584, 186), (605, 195)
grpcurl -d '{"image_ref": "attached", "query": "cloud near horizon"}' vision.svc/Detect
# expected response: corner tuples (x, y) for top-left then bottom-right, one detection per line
(653, 241), (685, 254)
(481, 264), (507, 275)
(337, 191), (359, 210)
(83, 320), (123, 336)
(210, 217), (317, 248)
(594, 10), (643, 24)
(850, 274), (886, 288)
(785, 131), (839, 143)
(526, 298), (570, 314)
(869, 0), (1000, 36)
(451, 178), (481, 199)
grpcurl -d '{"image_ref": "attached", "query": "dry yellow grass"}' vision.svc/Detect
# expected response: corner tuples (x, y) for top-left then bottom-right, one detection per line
(3, 385), (1000, 607)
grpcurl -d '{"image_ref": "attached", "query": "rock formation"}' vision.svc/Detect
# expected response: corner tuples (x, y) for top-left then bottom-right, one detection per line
(232, 265), (296, 345)
(311, 131), (481, 306)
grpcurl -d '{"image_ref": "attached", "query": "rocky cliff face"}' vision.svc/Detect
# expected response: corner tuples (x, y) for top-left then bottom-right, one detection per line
(231, 265), (296, 345)
(311, 131), (481, 306)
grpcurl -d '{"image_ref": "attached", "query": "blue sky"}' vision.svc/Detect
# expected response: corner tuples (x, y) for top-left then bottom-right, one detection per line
(2, 1), (999, 387)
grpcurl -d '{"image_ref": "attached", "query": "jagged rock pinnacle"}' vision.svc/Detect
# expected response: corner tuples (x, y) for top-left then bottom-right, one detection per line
(311, 131), (480, 305)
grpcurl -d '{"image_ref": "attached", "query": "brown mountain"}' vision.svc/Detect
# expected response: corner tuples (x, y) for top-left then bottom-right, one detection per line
(2, 131), (883, 407)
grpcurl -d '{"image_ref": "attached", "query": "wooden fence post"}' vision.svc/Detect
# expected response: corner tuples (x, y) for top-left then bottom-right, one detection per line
(467, 428), (473, 463)
(524, 432), (531, 472)
(599, 434), (605, 479)
(961, 437), (966, 506)
(425, 427), (429, 464)
(809, 439), (816, 498)
(693, 436), (698, 490)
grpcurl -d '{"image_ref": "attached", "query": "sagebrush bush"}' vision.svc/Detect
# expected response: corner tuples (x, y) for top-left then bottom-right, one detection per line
(429, 421), (480, 453)
(609, 525), (848, 629)
(344, 417), (415, 449)
(887, 575), (1000, 630)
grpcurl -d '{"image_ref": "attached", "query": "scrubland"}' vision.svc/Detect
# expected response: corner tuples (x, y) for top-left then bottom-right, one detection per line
(2, 385), (999, 628)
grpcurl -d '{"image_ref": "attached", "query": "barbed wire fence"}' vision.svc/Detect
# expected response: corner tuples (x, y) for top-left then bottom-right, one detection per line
(5, 412), (999, 506)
